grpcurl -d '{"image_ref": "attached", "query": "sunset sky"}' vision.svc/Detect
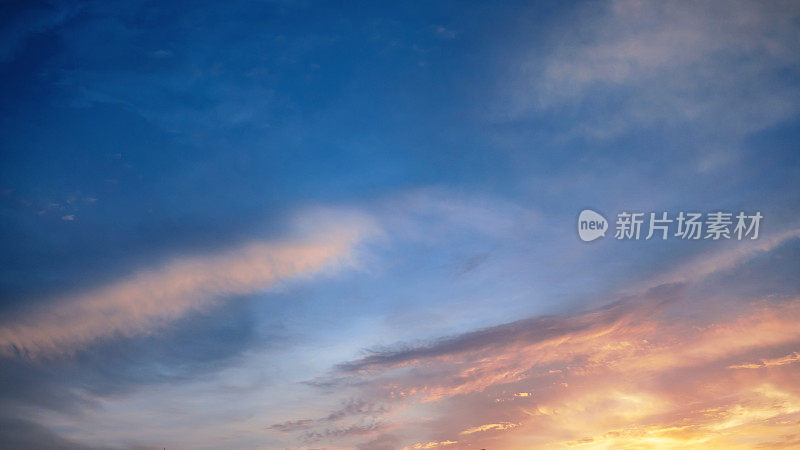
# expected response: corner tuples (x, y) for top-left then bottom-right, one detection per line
(1, 0), (800, 449)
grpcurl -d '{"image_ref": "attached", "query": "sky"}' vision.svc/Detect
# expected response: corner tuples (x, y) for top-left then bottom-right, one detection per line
(1, 0), (799, 449)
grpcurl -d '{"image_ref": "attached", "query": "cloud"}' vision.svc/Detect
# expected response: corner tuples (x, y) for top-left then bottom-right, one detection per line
(378, 188), (540, 243)
(0, 211), (376, 358)
(634, 228), (800, 293)
(333, 294), (653, 375)
(274, 238), (800, 449)
(268, 398), (391, 434)
(459, 422), (517, 435)
(301, 422), (386, 443)
(333, 295), (800, 448)
(269, 419), (314, 433)
(402, 441), (457, 449)
(0, 417), (105, 450)
(335, 291), (800, 394)
(356, 434), (401, 450)
(729, 352), (800, 370)
(499, 0), (800, 167)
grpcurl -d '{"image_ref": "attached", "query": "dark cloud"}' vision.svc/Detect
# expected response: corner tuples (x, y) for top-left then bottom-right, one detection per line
(322, 398), (391, 422)
(301, 422), (386, 443)
(0, 297), (273, 412)
(335, 292), (671, 374)
(268, 419), (314, 433)
(0, 417), (105, 450)
(0, 0), (81, 63)
(356, 433), (401, 450)
(268, 398), (392, 438)
(335, 238), (800, 377)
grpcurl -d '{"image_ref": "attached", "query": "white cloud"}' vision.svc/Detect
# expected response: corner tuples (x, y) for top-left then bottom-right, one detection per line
(378, 188), (540, 242)
(499, 0), (800, 166)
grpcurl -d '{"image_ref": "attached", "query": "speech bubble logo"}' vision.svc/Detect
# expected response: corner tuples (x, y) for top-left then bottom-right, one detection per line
(578, 209), (607, 242)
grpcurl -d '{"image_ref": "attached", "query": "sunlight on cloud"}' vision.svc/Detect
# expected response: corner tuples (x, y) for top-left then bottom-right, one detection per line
(459, 422), (517, 435)
(728, 352), (800, 370)
(401, 440), (458, 449)
(0, 211), (377, 358)
(307, 289), (800, 448)
(262, 227), (800, 448)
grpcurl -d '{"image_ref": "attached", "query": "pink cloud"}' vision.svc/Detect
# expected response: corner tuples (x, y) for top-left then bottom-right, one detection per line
(0, 213), (375, 358)
(279, 287), (800, 448)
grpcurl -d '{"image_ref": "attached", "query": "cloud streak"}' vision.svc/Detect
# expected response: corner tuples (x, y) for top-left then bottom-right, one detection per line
(271, 238), (800, 449)
(0, 212), (375, 358)
(634, 227), (800, 293)
(335, 297), (800, 448)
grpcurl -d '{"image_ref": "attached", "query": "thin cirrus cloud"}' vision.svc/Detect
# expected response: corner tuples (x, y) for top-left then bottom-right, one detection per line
(631, 227), (800, 294)
(270, 236), (800, 449)
(729, 352), (800, 370)
(459, 422), (517, 435)
(0, 210), (377, 359)
(402, 441), (457, 449)
(500, 0), (800, 169)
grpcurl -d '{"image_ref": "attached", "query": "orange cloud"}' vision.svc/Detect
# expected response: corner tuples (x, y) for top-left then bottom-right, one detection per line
(402, 440), (458, 449)
(728, 352), (800, 370)
(267, 235), (800, 449)
(325, 294), (800, 448)
(459, 422), (518, 435)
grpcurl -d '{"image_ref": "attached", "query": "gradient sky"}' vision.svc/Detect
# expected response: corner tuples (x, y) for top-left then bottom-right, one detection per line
(1, 0), (800, 449)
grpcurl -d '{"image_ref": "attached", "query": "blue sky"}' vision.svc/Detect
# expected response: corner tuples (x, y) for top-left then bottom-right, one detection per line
(1, 1), (800, 448)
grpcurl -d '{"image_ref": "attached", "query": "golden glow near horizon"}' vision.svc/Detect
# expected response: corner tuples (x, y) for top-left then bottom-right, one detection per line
(313, 295), (800, 449)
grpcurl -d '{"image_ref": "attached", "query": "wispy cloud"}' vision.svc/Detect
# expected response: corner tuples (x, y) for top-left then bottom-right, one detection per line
(459, 422), (517, 435)
(729, 352), (800, 370)
(378, 188), (540, 243)
(0, 211), (376, 358)
(500, 0), (800, 168)
(402, 440), (457, 449)
(334, 296), (800, 448)
(271, 238), (800, 449)
(634, 227), (800, 293)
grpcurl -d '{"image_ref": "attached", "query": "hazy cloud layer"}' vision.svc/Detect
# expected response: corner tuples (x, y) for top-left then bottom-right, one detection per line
(500, 0), (800, 170)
